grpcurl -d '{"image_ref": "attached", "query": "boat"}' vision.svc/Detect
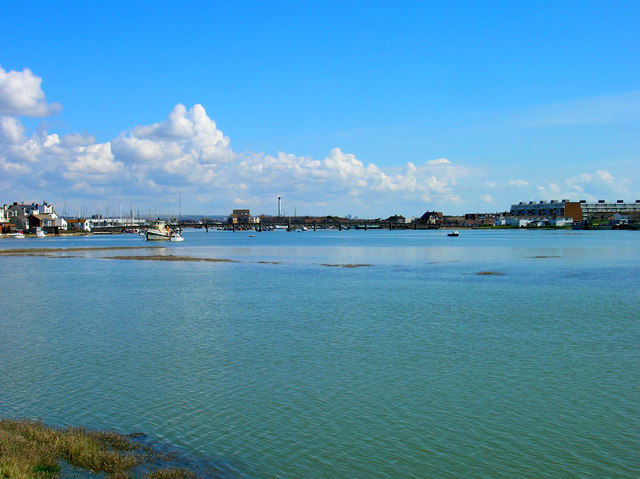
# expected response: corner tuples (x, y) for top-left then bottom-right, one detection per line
(35, 228), (46, 238)
(447, 231), (459, 237)
(145, 220), (172, 241)
(8, 231), (25, 238)
(170, 232), (184, 242)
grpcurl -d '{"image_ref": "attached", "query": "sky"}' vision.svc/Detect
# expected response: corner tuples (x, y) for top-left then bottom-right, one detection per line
(1, 0), (639, 218)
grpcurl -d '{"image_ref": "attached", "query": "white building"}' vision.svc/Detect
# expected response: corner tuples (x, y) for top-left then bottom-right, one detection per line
(550, 217), (574, 227)
(505, 218), (532, 227)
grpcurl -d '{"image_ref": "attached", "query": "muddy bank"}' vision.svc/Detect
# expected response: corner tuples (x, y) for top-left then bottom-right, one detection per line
(320, 263), (372, 268)
(107, 255), (236, 263)
(0, 246), (160, 255)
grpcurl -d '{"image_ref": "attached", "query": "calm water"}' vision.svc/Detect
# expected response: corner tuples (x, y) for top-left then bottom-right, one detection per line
(1, 229), (639, 478)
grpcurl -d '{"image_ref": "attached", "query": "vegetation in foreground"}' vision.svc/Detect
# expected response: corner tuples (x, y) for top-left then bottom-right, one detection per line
(0, 419), (199, 478)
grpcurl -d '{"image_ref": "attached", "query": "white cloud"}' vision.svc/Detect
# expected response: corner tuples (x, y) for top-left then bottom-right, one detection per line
(508, 179), (529, 187)
(0, 67), (61, 117)
(595, 169), (614, 185)
(0, 115), (26, 144)
(426, 158), (450, 165)
(18, 67), (639, 215)
(530, 169), (632, 203)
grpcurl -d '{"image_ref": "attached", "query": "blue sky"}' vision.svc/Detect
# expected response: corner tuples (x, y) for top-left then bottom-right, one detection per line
(1, 1), (638, 217)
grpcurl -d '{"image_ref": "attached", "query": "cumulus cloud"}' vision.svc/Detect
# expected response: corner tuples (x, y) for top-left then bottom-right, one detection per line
(0, 68), (516, 214)
(0, 67), (61, 117)
(113, 104), (235, 180)
(0, 116), (26, 144)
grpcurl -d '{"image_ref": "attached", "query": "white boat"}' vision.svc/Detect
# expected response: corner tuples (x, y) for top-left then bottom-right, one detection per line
(35, 228), (46, 238)
(170, 232), (184, 242)
(145, 220), (172, 241)
(8, 231), (25, 239)
(447, 231), (459, 237)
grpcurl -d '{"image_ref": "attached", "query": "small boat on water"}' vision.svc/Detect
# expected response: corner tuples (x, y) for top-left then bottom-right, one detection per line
(35, 228), (46, 238)
(8, 231), (25, 238)
(145, 220), (173, 241)
(170, 232), (184, 242)
(447, 231), (459, 237)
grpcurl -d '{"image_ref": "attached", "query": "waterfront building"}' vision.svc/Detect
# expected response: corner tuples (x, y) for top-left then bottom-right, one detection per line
(230, 209), (259, 225)
(510, 199), (640, 222)
(387, 215), (409, 224)
(579, 200), (640, 218)
(420, 211), (444, 226)
(5, 201), (67, 232)
(0, 205), (9, 233)
(67, 219), (91, 231)
(510, 200), (583, 221)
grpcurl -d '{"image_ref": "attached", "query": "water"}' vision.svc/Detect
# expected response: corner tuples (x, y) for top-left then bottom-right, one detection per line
(1, 229), (639, 478)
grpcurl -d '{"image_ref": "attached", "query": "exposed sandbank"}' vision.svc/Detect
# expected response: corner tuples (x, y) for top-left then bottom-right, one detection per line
(320, 263), (372, 268)
(107, 255), (236, 263)
(0, 246), (159, 255)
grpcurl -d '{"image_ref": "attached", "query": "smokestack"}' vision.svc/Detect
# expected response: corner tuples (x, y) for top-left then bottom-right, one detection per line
(278, 196), (282, 217)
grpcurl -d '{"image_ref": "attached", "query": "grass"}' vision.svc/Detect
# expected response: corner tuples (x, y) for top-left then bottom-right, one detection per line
(0, 419), (199, 478)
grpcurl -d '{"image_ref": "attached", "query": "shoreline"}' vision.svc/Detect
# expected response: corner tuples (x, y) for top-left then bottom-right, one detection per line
(0, 418), (224, 478)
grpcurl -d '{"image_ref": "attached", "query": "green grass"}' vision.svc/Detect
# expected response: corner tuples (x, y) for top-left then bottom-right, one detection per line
(0, 419), (199, 478)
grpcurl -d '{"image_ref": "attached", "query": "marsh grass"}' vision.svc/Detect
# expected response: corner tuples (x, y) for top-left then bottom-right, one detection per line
(0, 419), (199, 478)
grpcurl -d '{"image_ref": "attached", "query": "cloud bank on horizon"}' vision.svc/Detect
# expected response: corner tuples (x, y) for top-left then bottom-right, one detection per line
(0, 66), (637, 217)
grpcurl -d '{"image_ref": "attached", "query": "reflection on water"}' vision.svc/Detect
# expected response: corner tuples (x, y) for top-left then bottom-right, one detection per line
(1, 229), (639, 478)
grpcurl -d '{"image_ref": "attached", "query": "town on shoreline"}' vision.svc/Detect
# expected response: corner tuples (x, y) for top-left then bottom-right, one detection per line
(2, 198), (640, 237)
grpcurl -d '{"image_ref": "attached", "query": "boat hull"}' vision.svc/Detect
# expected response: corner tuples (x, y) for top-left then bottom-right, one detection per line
(145, 231), (171, 241)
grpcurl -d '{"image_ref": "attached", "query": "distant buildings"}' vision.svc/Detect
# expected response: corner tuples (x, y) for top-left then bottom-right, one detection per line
(419, 211), (444, 227)
(3, 197), (640, 236)
(579, 200), (640, 219)
(510, 199), (640, 224)
(2, 201), (67, 234)
(229, 209), (260, 225)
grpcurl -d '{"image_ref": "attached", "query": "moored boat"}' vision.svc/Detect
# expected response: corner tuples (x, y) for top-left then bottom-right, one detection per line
(145, 220), (172, 241)
(447, 231), (459, 237)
